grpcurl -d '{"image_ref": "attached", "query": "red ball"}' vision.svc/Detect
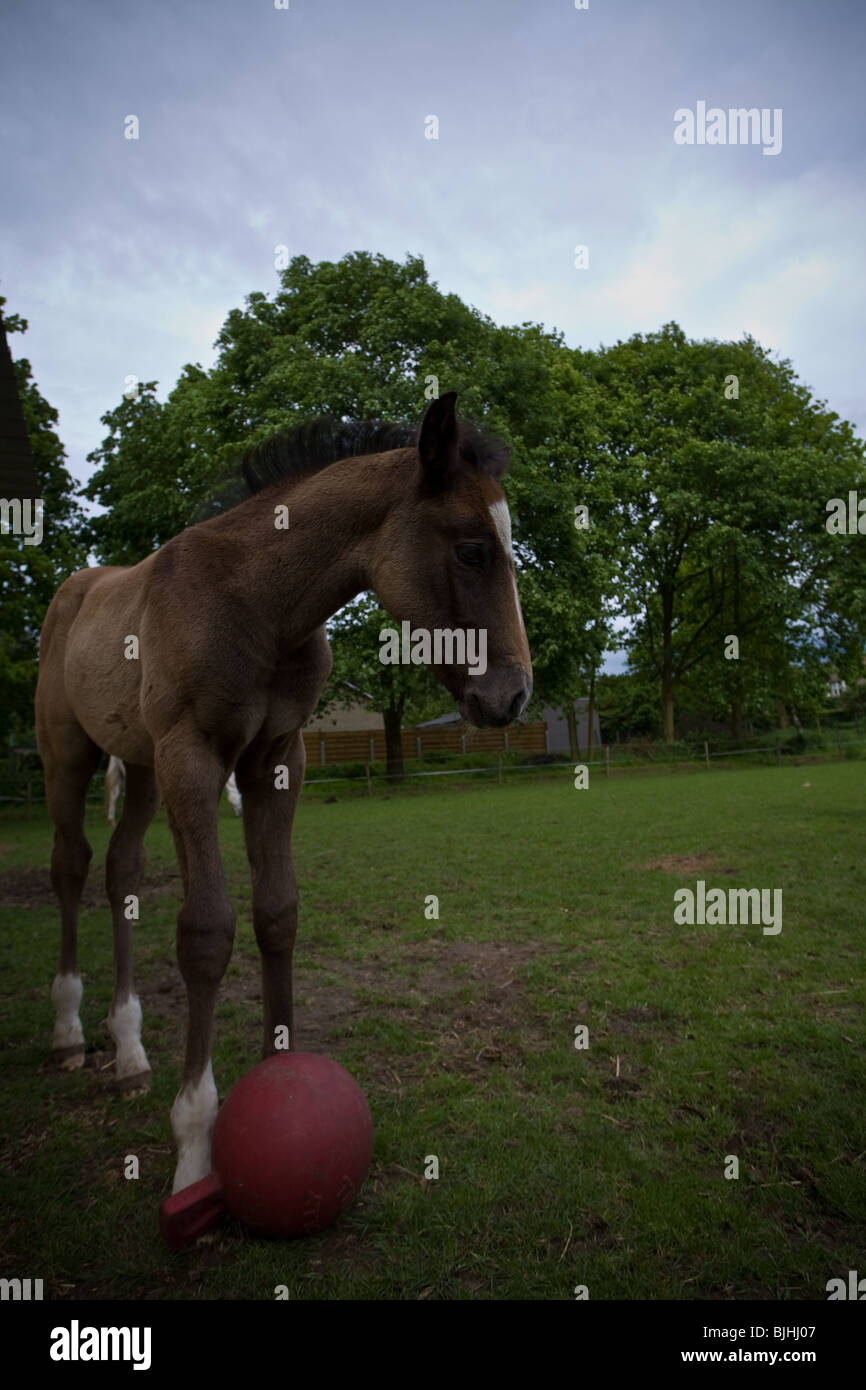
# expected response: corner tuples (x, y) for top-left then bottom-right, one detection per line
(212, 1053), (374, 1238)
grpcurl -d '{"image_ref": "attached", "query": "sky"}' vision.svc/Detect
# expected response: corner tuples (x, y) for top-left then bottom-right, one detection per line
(3, 0), (865, 512)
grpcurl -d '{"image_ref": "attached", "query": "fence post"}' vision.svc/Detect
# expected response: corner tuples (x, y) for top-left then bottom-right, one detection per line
(605, 745), (610, 777)
(365, 763), (372, 796)
(504, 730), (509, 752)
(370, 737), (375, 761)
(417, 735), (422, 760)
(461, 734), (466, 754)
(498, 753), (503, 786)
(319, 738), (326, 766)
(704, 740), (710, 771)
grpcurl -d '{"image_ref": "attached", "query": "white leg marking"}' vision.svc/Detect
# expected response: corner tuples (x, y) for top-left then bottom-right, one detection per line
(107, 994), (150, 1078)
(52, 973), (85, 1067)
(170, 1062), (218, 1193)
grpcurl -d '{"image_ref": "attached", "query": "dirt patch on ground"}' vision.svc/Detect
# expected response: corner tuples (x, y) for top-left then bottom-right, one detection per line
(291, 970), (360, 1058)
(799, 991), (864, 1026)
(640, 853), (736, 875)
(351, 939), (558, 1086)
(0, 866), (182, 909)
(406, 938), (552, 995)
(139, 938), (557, 1087)
(606, 1003), (678, 1039)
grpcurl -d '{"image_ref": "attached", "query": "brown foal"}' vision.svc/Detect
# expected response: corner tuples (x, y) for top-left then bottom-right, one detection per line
(36, 392), (532, 1193)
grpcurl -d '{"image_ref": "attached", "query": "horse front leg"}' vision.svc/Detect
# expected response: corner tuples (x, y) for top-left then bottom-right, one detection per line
(236, 732), (305, 1057)
(156, 734), (235, 1193)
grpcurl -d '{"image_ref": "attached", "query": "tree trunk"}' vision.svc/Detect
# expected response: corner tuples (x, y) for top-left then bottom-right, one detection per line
(383, 705), (404, 781)
(729, 560), (743, 743)
(566, 705), (580, 760)
(585, 667), (598, 758)
(775, 698), (789, 730)
(662, 680), (676, 744)
(661, 586), (675, 743)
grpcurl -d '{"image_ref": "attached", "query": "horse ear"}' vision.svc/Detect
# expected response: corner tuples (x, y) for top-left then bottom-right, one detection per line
(417, 391), (459, 485)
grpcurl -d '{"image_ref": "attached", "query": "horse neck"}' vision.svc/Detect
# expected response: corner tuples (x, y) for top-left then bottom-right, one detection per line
(238, 450), (407, 640)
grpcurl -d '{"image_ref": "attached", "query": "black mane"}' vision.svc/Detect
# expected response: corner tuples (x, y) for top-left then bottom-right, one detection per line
(193, 407), (510, 522)
(241, 417), (419, 495)
(240, 409), (510, 495)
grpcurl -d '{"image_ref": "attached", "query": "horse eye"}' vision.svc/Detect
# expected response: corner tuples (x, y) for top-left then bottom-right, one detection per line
(456, 543), (485, 568)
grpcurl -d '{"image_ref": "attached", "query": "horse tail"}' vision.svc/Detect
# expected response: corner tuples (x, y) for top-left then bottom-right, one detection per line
(105, 755), (125, 825)
(225, 773), (243, 817)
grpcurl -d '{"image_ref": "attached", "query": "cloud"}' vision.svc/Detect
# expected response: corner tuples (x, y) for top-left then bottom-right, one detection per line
(3, 0), (865, 486)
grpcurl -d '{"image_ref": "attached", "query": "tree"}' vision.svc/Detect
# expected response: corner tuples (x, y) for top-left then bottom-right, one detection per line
(82, 251), (613, 718)
(0, 300), (88, 743)
(83, 382), (171, 562)
(325, 594), (442, 779)
(590, 324), (866, 741)
(594, 671), (659, 741)
(495, 344), (622, 747)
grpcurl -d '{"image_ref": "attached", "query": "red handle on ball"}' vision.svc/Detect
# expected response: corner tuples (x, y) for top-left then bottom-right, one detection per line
(159, 1172), (225, 1249)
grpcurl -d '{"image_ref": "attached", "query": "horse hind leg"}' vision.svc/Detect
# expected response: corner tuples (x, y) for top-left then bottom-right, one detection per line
(105, 763), (160, 1089)
(44, 736), (101, 1069)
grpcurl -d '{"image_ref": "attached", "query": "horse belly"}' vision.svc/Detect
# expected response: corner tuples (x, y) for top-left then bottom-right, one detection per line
(63, 581), (154, 764)
(69, 672), (153, 764)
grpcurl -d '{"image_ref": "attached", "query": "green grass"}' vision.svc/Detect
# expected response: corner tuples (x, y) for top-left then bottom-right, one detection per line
(1, 761), (864, 1300)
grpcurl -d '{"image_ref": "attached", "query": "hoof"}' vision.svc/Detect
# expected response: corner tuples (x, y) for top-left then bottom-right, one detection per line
(111, 1069), (152, 1096)
(53, 1045), (86, 1070)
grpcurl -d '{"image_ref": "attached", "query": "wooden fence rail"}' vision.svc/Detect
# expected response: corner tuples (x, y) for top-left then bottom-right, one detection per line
(301, 721), (548, 765)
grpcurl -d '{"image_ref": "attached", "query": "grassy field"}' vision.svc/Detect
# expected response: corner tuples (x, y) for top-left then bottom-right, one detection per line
(0, 760), (864, 1300)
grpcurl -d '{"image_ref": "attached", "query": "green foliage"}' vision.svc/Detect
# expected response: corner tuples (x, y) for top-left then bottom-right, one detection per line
(595, 671), (660, 740)
(8, 267), (865, 744)
(82, 378), (198, 563)
(0, 300), (89, 743)
(589, 324), (866, 738)
(80, 250), (609, 709)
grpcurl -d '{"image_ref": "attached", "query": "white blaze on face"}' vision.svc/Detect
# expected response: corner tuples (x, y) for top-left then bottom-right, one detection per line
(488, 498), (513, 558)
(488, 499), (526, 634)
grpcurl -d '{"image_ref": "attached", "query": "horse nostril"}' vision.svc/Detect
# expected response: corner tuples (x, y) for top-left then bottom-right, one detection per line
(507, 689), (525, 722)
(466, 690), (483, 725)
